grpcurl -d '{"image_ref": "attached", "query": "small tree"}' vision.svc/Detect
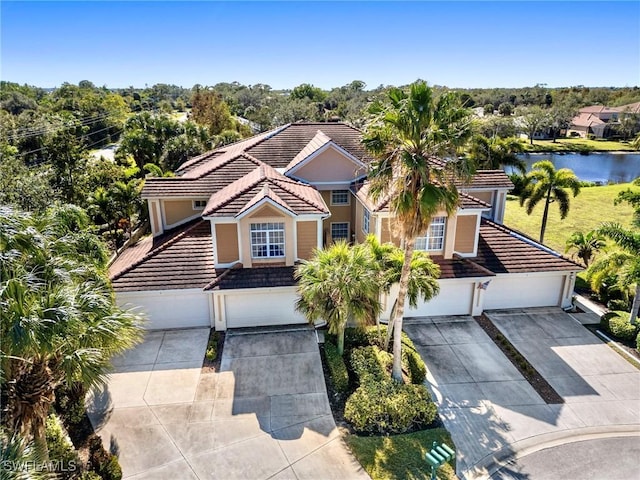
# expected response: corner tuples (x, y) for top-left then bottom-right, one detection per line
(483, 103), (494, 116)
(564, 230), (605, 267)
(295, 242), (381, 355)
(520, 106), (550, 145)
(519, 160), (581, 243)
(498, 102), (513, 116)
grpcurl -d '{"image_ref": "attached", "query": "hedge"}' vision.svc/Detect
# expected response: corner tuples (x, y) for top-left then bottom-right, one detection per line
(600, 311), (638, 341)
(324, 341), (349, 393)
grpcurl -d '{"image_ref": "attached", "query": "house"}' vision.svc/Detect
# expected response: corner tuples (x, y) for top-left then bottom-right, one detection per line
(109, 122), (581, 330)
(567, 102), (640, 138)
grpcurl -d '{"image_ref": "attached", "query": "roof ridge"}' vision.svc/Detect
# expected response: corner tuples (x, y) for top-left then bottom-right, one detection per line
(203, 262), (241, 291)
(270, 176), (326, 212)
(203, 167), (265, 215)
(452, 253), (495, 277)
(110, 220), (206, 282)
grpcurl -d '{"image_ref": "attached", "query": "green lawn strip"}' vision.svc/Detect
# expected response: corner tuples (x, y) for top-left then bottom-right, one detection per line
(346, 428), (457, 480)
(504, 183), (636, 253)
(522, 138), (636, 152)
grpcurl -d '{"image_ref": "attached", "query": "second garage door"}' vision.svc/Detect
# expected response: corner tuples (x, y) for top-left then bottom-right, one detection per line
(222, 287), (307, 329)
(406, 280), (475, 317)
(483, 274), (564, 310)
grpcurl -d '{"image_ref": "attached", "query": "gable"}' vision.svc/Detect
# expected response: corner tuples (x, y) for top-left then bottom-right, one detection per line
(290, 145), (365, 184)
(248, 203), (288, 218)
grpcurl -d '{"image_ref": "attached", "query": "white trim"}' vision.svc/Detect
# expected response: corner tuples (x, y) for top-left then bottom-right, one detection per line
(293, 219), (299, 260)
(362, 207), (371, 234)
(330, 190), (351, 206)
(237, 222), (243, 264)
(235, 197), (296, 220)
(216, 261), (240, 269)
(374, 215), (382, 239)
(290, 176), (367, 189)
(210, 221), (218, 266)
(285, 141), (366, 177)
(330, 221), (350, 242)
(316, 218), (323, 249)
(249, 221), (286, 259)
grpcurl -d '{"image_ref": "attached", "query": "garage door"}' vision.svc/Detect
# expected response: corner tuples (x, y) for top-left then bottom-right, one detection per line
(484, 274), (563, 310)
(223, 287), (307, 329)
(116, 289), (211, 330)
(406, 280), (474, 317)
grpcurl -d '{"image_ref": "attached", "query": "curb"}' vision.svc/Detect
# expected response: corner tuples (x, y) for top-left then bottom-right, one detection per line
(461, 425), (640, 479)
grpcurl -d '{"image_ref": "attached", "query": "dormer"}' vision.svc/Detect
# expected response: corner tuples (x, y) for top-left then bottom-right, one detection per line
(462, 170), (514, 224)
(285, 130), (367, 189)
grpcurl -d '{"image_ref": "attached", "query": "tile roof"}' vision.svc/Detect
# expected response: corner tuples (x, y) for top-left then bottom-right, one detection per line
(570, 113), (606, 129)
(207, 266), (297, 290)
(246, 122), (373, 168)
(459, 192), (491, 210)
(286, 130), (333, 171)
(474, 219), (581, 274)
(431, 255), (494, 279)
(203, 163), (328, 217)
(464, 170), (514, 190)
(109, 221), (216, 292)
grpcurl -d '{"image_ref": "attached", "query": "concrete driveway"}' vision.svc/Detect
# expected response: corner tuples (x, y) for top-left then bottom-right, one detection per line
(404, 309), (640, 479)
(87, 327), (367, 480)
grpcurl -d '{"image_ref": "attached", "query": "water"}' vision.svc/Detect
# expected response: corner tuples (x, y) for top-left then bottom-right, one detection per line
(514, 152), (640, 184)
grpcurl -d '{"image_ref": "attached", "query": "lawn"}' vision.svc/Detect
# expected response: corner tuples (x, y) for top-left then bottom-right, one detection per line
(346, 428), (457, 480)
(503, 182), (637, 254)
(522, 138), (636, 153)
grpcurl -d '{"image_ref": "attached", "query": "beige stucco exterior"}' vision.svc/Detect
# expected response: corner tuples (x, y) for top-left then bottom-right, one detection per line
(239, 205), (294, 268)
(380, 217), (401, 246)
(163, 199), (205, 228)
(354, 199), (368, 244)
(321, 190), (353, 244)
(454, 214), (478, 254)
(292, 147), (364, 183)
(470, 190), (494, 205)
(216, 223), (239, 264)
(296, 221), (318, 260)
(150, 201), (162, 236)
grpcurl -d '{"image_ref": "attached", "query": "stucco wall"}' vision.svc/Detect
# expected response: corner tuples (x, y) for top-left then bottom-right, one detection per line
(293, 147), (364, 183)
(216, 223), (239, 264)
(163, 199), (205, 227)
(454, 214), (478, 254)
(380, 217), (401, 246)
(240, 207), (294, 267)
(296, 221), (318, 260)
(321, 191), (353, 244)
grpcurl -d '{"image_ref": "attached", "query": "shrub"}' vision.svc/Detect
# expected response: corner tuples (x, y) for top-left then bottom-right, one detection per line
(403, 348), (427, 385)
(205, 331), (219, 362)
(46, 414), (80, 479)
(96, 456), (122, 480)
(88, 435), (123, 480)
(324, 341), (349, 393)
(350, 346), (391, 385)
(345, 381), (437, 434)
(55, 382), (86, 426)
(636, 331), (640, 353)
(601, 311), (637, 341)
(607, 299), (631, 312)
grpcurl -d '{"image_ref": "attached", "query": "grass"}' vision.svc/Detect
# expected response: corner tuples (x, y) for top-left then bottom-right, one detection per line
(346, 428), (457, 480)
(504, 182), (637, 254)
(522, 138), (636, 152)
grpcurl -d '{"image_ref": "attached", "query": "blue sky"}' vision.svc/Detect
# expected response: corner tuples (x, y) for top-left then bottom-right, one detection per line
(2, 1), (639, 89)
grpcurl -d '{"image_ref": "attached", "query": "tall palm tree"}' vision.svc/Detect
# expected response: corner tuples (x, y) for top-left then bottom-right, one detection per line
(112, 179), (142, 239)
(519, 160), (581, 244)
(0, 205), (144, 448)
(564, 230), (605, 267)
(468, 135), (526, 173)
(590, 223), (640, 324)
(295, 242), (381, 355)
(364, 235), (440, 349)
(362, 81), (473, 381)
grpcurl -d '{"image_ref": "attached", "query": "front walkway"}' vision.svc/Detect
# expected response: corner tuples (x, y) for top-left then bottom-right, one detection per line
(87, 327), (368, 479)
(404, 309), (640, 479)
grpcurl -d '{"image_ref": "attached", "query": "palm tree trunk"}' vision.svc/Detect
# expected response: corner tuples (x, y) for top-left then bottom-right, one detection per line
(384, 299), (397, 351)
(391, 237), (415, 383)
(540, 185), (553, 243)
(630, 284), (640, 325)
(337, 325), (345, 356)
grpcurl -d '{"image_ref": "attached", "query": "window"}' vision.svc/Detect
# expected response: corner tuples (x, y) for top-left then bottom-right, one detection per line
(362, 208), (370, 234)
(193, 200), (207, 210)
(415, 217), (446, 251)
(250, 222), (285, 258)
(331, 190), (350, 206)
(331, 222), (349, 241)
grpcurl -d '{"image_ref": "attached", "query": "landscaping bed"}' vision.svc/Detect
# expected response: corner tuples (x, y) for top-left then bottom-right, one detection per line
(475, 315), (564, 404)
(318, 325), (454, 479)
(202, 329), (225, 373)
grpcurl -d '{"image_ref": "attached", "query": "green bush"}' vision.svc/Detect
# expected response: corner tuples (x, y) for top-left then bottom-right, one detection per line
(403, 348), (427, 385)
(96, 456), (122, 480)
(80, 473), (102, 480)
(345, 381), (437, 434)
(345, 346), (437, 434)
(88, 435), (123, 480)
(601, 311), (637, 341)
(636, 331), (640, 353)
(324, 341), (349, 393)
(46, 414), (80, 479)
(205, 331), (220, 362)
(55, 382), (86, 425)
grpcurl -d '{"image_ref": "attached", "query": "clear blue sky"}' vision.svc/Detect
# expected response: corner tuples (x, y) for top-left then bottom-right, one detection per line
(2, 1), (639, 90)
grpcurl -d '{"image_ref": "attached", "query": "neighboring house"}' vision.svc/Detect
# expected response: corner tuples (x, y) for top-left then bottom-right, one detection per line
(109, 122), (581, 330)
(567, 102), (640, 138)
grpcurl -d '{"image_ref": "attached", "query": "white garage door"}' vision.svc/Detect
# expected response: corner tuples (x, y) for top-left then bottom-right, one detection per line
(224, 287), (307, 329)
(116, 289), (211, 330)
(484, 274), (564, 310)
(406, 280), (474, 317)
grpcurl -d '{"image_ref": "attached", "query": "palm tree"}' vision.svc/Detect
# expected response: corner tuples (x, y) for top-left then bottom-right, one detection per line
(112, 179), (142, 239)
(468, 135), (526, 173)
(519, 160), (581, 244)
(564, 230), (605, 267)
(363, 236), (440, 349)
(0, 205), (144, 448)
(362, 81), (473, 381)
(590, 223), (640, 324)
(295, 242), (381, 355)
(0, 427), (50, 480)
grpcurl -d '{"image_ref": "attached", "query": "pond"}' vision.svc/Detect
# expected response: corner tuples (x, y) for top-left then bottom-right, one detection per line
(514, 152), (640, 184)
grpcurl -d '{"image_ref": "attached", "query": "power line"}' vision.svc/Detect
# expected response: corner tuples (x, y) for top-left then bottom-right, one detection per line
(17, 124), (122, 158)
(7, 112), (116, 141)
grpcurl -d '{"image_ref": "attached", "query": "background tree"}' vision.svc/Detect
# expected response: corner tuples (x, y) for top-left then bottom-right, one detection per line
(615, 188), (640, 228)
(548, 104), (576, 142)
(0, 205), (143, 448)
(468, 135), (525, 172)
(519, 106), (550, 145)
(564, 230), (605, 267)
(519, 160), (581, 243)
(362, 81), (473, 381)
(191, 87), (236, 136)
(483, 103), (494, 116)
(590, 223), (640, 324)
(295, 242), (381, 355)
(498, 102), (513, 116)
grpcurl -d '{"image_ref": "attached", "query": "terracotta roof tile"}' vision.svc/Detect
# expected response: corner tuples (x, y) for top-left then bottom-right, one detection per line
(286, 130), (333, 171)
(109, 221), (216, 292)
(464, 170), (514, 190)
(475, 219), (581, 274)
(207, 266), (297, 290)
(459, 192), (491, 210)
(430, 255), (494, 279)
